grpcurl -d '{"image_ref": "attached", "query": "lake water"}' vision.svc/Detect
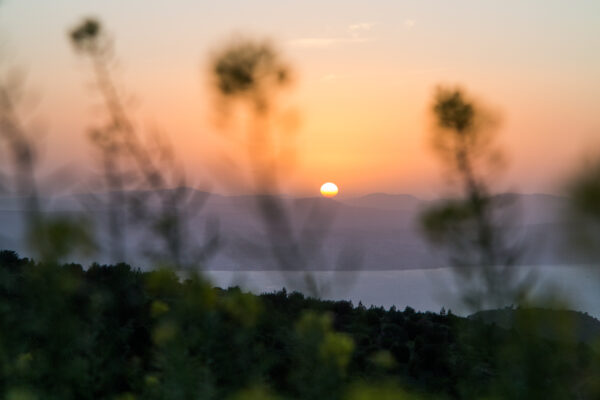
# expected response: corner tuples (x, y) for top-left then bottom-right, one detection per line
(205, 266), (600, 318)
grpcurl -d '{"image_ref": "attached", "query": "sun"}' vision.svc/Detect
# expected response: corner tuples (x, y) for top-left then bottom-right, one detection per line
(320, 182), (339, 198)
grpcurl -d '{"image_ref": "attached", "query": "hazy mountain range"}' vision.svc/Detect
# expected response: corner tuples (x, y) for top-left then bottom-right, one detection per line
(0, 189), (581, 270)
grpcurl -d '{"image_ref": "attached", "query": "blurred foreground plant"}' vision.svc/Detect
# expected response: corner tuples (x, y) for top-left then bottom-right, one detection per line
(0, 50), (95, 263)
(210, 37), (361, 298)
(565, 158), (600, 262)
(421, 86), (591, 398)
(69, 18), (217, 269)
(421, 86), (529, 311)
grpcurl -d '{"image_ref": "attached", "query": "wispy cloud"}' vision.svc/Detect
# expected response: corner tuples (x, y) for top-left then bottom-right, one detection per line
(289, 22), (376, 49)
(288, 37), (370, 48)
(348, 22), (375, 36)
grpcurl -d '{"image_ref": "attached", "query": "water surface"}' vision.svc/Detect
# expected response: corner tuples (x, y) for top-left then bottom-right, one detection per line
(205, 266), (600, 318)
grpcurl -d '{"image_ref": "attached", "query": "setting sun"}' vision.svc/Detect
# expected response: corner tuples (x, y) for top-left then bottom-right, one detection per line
(320, 182), (339, 198)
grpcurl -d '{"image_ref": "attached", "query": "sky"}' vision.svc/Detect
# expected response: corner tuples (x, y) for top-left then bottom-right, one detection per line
(1, 0), (599, 197)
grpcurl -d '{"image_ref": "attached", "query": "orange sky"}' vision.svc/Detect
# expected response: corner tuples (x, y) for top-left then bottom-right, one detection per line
(1, 0), (599, 197)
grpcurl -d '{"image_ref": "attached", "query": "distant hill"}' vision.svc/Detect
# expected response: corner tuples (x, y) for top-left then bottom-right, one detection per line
(469, 307), (600, 344)
(339, 193), (424, 211)
(0, 189), (583, 270)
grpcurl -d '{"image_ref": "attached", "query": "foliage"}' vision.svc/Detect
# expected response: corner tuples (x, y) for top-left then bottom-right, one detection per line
(1, 251), (598, 399)
(212, 38), (291, 113)
(564, 158), (600, 261)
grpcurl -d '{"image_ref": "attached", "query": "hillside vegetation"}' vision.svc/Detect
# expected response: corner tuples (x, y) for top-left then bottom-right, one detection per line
(1, 251), (599, 399)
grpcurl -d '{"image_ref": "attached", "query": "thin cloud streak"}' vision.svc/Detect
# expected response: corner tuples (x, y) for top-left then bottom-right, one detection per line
(288, 37), (370, 48)
(289, 22), (377, 49)
(348, 22), (375, 35)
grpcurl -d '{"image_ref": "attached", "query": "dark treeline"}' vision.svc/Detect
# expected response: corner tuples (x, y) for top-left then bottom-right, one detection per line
(1, 250), (598, 400)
